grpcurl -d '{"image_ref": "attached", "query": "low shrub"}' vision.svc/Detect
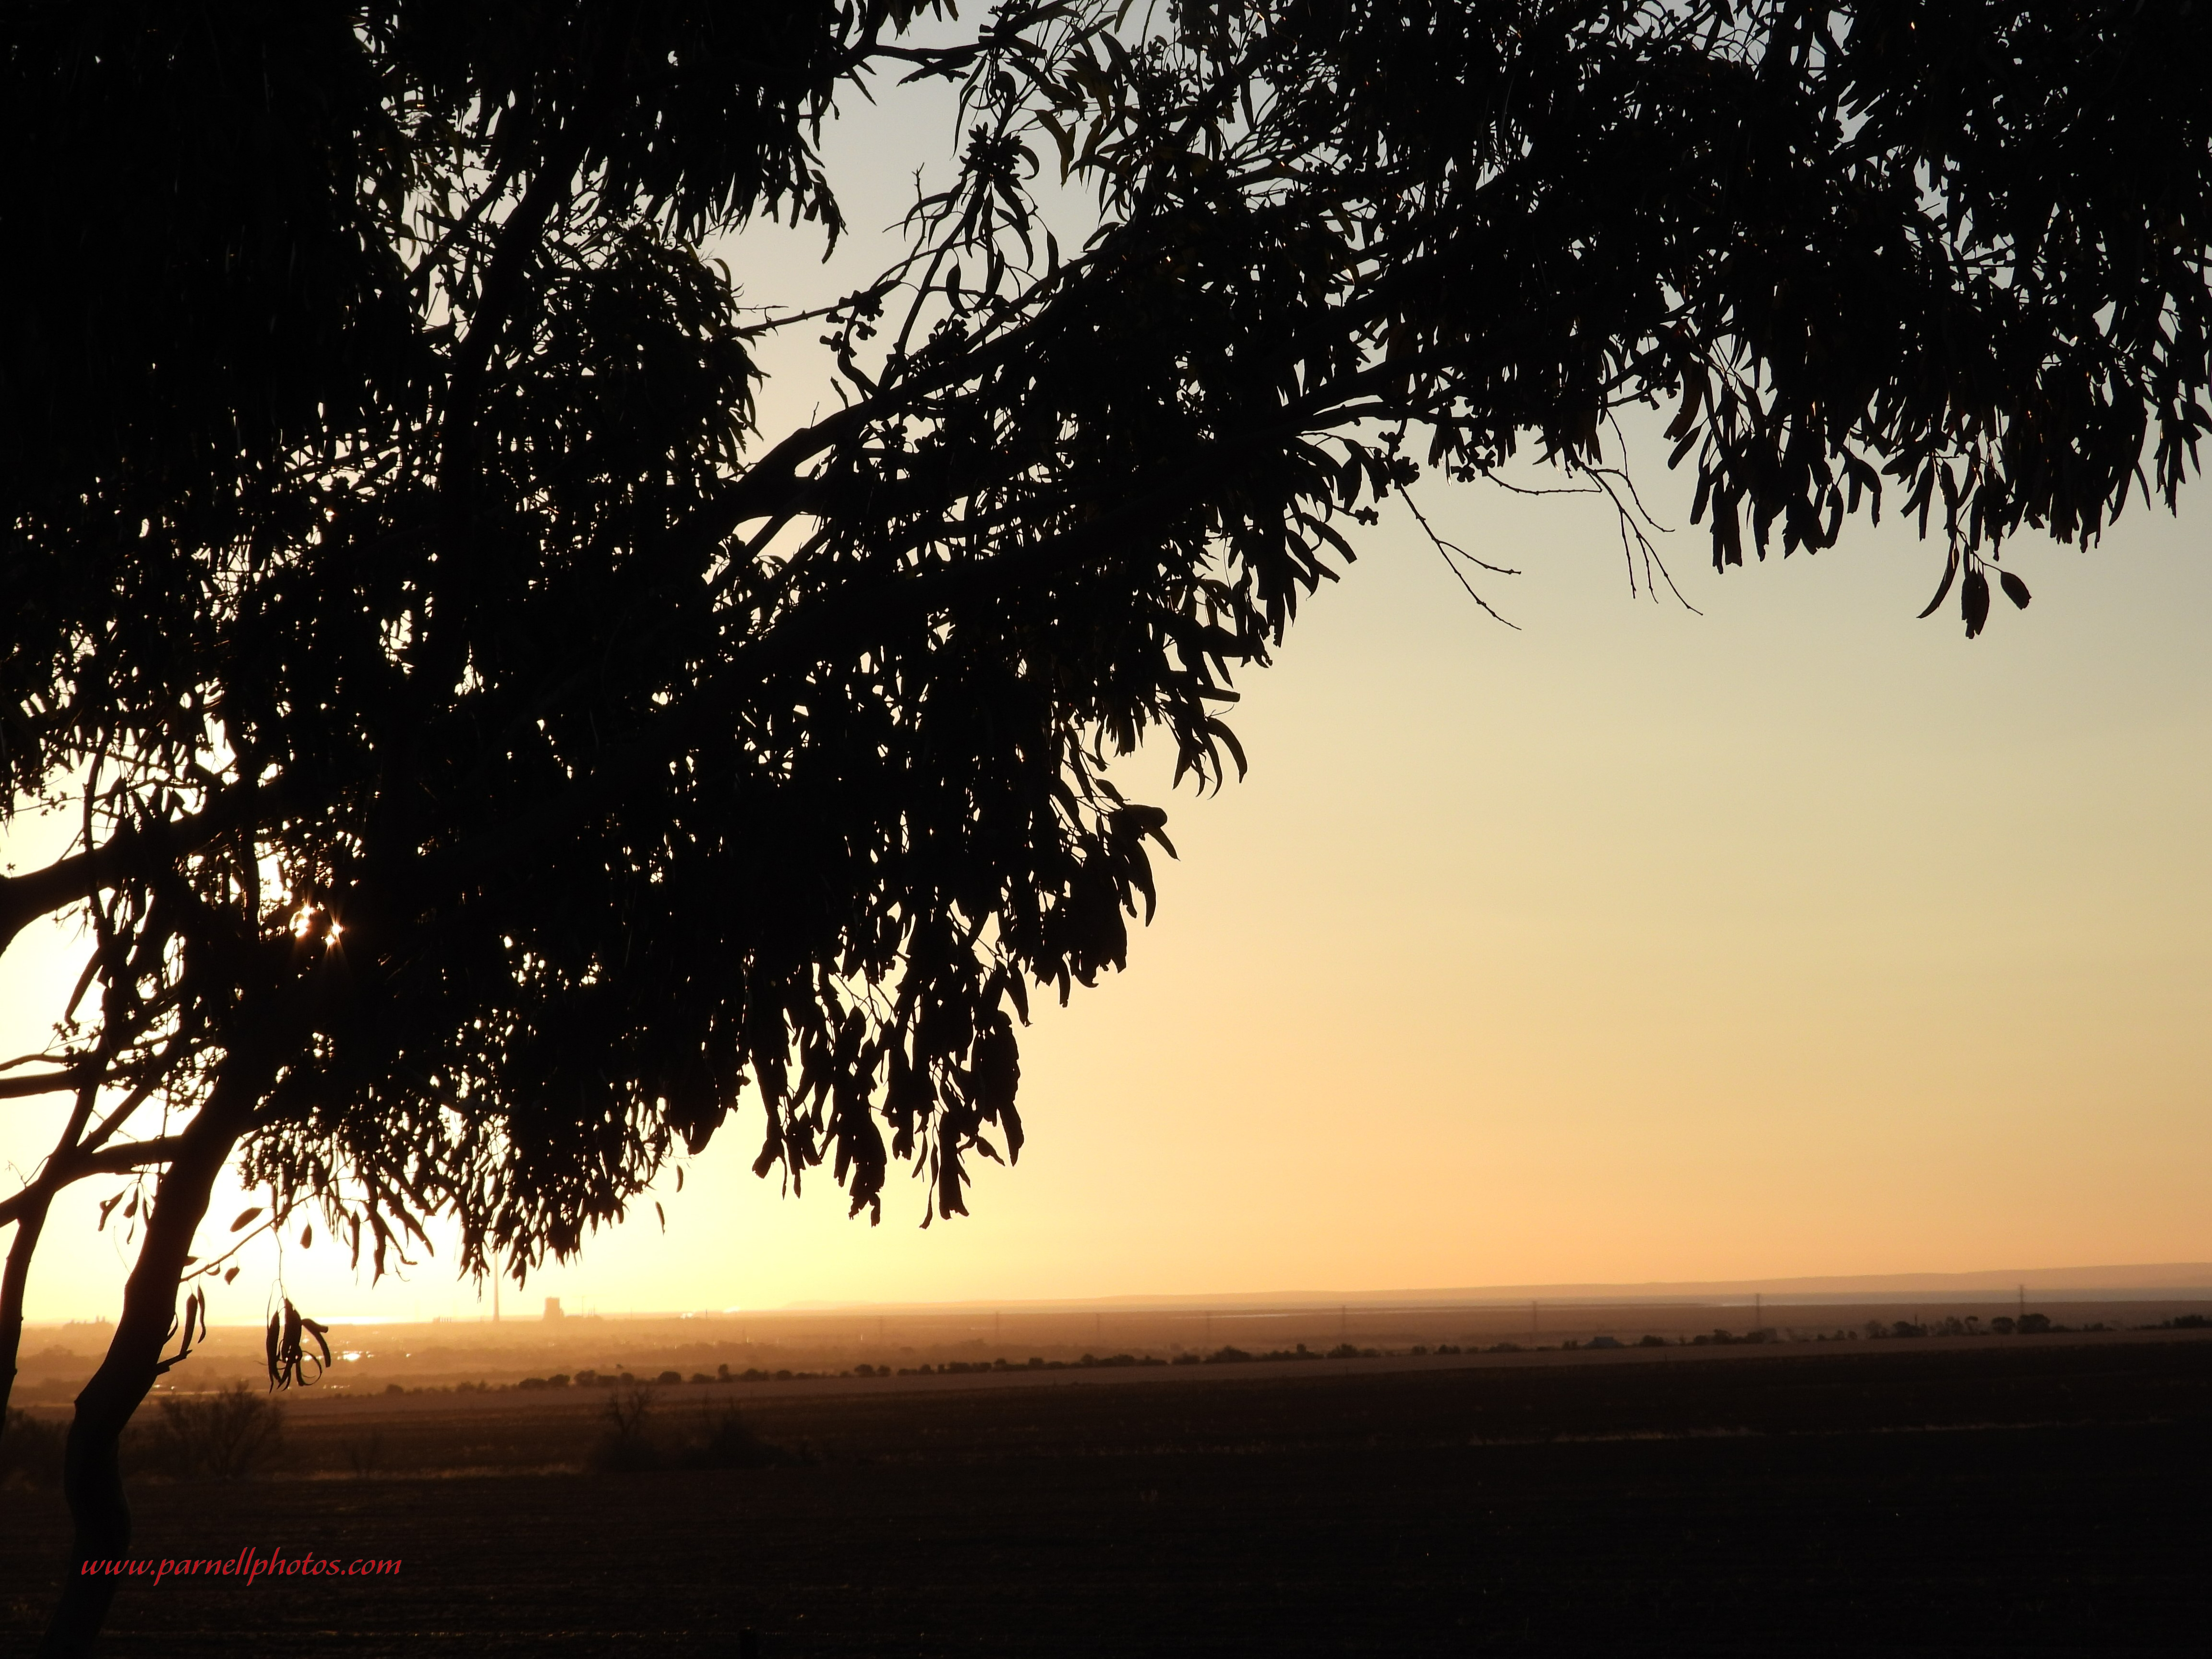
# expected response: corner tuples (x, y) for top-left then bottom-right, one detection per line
(586, 1388), (801, 1474)
(682, 1405), (792, 1471)
(132, 1383), (285, 1481)
(588, 1386), (661, 1474)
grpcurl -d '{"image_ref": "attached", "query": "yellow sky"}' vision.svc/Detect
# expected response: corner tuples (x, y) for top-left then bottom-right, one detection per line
(8, 468), (2206, 1322)
(4, 81), (2209, 1324)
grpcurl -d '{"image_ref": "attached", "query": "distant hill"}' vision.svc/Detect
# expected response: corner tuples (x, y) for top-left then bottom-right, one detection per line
(778, 1263), (2212, 1312)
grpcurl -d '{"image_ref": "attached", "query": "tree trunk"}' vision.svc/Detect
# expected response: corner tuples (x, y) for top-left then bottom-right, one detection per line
(0, 1188), (53, 1429)
(5, 1075), (112, 1444)
(39, 1071), (261, 1659)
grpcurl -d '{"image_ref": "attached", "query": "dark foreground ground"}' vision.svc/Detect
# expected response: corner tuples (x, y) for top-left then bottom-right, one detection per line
(5, 1336), (2208, 1656)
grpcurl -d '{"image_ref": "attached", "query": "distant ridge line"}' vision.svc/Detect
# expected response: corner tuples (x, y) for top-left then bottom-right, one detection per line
(769, 1262), (2212, 1312)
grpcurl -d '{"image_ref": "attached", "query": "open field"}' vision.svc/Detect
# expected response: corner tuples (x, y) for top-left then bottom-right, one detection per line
(6, 1333), (2209, 1655)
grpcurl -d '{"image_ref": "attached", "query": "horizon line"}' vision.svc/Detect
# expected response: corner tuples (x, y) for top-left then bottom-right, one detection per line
(24, 1260), (2212, 1328)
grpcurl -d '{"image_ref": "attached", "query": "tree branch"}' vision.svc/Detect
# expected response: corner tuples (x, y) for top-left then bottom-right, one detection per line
(0, 781), (279, 959)
(0, 1069), (89, 1102)
(0, 1142), (189, 1232)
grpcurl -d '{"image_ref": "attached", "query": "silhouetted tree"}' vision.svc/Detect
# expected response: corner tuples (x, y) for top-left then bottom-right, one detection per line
(3, 3), (2208, 1649)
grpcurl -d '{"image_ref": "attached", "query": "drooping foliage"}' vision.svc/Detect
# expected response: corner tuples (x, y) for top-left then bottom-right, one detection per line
(1, 0), (2207, 1293)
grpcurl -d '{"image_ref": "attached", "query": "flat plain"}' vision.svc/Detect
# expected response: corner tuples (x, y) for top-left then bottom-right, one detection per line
(5, 1332), (2209, 1656)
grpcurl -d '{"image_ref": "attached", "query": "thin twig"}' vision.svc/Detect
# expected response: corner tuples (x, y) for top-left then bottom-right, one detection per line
(1402, 495), (1520, 629)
